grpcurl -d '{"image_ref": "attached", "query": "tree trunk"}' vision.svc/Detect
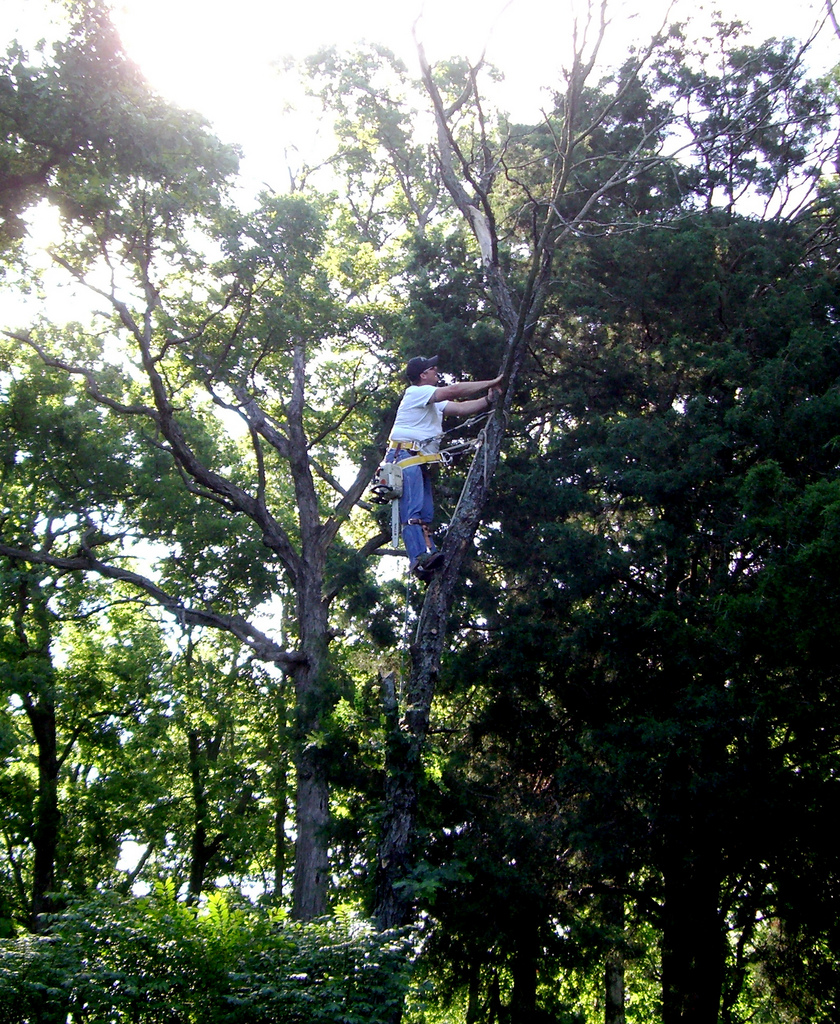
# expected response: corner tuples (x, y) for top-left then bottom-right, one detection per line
(186, 730), (212, 903)
(661, 843), (724, 1024)
(604, 891), (626, 1024)
(292, 746), (329, 919)
(373, 737), (421, 927)
(510, 920), (539, 1024)
(290, 584), (331, 920)
(605, 952), (626, 1024)
(12, 575), (62, 933)
(27, 698), (60, 932)
(466, 962), (482, 1024)
(272, 687), (289, 900)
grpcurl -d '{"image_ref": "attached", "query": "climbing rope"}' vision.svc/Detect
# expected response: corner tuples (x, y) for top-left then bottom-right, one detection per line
(427, 409), (493, 454)
(443, 419), (490, 528)
(404, 569), (412, 670)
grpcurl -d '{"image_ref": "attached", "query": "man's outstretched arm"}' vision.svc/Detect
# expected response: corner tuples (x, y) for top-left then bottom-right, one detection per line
(443, 384), (503, 418)
(432, 375), (503, 404)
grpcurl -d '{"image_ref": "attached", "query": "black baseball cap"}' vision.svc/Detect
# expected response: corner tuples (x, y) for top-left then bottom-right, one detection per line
(406, 354), (439, 382)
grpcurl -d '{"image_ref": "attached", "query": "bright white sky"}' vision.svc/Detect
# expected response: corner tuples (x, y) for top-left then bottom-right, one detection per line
(2, 0), (837, 198)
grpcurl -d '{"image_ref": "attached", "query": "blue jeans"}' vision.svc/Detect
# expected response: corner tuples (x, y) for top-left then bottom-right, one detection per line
(386, 449), (437, 566)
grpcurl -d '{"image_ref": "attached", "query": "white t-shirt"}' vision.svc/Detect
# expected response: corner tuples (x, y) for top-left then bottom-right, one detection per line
(391, 385), (446, 448)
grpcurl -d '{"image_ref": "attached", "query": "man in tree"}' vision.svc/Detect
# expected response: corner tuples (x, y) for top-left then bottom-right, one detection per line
(388, 355), (502, 579)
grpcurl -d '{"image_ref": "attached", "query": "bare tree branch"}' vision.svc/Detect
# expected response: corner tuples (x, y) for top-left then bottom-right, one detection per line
(0, 541), (305, 667)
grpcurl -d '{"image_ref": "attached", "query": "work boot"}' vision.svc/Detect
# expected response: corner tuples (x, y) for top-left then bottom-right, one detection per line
(412, 550), (444, 580)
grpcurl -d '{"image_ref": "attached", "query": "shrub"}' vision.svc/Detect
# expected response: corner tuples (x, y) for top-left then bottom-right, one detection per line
(0, 884), (413, 1023)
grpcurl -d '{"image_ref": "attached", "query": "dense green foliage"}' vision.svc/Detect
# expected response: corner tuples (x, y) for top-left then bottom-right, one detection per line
(415, 207), (840, 1022)
(0, 884), (412, 1023)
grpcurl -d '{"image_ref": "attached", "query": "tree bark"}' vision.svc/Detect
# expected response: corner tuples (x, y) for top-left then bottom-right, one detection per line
(271, 687), (290, 901)
(185, 729), (224, 904)
(660, 836), (725, 1024)
(291, 747), (330, 919)
(290, 581), (332, 920)
(603, 891), (626, 1024)
(12, 576), (61, 933)
(465, 962), (482, 1024)
(510, 920), (539, 1024)
(605, 952), (626, 1024)
(26, 697), (60, 932)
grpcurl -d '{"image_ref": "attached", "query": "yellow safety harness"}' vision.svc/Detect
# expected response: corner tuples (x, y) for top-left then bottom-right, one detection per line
(388, 440), (443, 469)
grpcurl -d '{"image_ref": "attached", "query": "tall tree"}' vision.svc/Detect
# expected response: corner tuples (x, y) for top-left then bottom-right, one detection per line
(0, 6), (394, 920)
(372, 2), (702, 927)
(367, 13), (840, 1024)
